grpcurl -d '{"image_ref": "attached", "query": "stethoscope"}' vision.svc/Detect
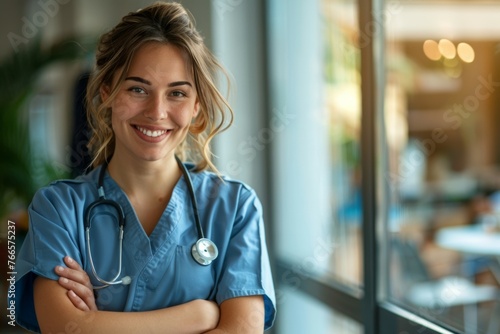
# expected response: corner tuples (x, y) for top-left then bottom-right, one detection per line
(84, 156), (218, 289)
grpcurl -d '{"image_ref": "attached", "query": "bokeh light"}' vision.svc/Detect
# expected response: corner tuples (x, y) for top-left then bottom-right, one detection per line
(438, 39), (456, 59)
(457, 42), (475, 63)
(423, 40), (441, 61)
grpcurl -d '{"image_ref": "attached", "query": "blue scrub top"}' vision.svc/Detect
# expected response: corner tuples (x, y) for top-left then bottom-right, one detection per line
(13, 163), (276, 332)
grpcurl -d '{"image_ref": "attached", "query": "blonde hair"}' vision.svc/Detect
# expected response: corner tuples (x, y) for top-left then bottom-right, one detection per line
(86, 1), (233, 172)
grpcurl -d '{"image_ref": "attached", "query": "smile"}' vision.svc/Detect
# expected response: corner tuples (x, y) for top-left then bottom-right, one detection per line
(135, 126), (169, 138)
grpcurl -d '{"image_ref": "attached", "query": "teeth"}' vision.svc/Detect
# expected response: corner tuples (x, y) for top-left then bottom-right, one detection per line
(136, 126), (167, 138)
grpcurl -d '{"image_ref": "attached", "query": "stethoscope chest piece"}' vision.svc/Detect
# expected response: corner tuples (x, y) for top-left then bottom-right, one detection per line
(192, 238), (218, 266)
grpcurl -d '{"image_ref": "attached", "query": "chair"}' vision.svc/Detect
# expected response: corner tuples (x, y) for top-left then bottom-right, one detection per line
(392, 237), (499, 334)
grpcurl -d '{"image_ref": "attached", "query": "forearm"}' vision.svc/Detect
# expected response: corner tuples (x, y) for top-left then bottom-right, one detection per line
(34, 277), (218, 334)
(63, 303), (212, 334)
(203, 296), (265, 334)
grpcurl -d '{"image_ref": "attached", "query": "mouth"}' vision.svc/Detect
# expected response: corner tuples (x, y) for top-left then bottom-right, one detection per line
(133, 125), (172, 141)
(135, 125), (169, 138)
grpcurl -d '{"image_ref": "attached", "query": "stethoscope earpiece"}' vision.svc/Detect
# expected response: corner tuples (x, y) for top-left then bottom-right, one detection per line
(121, 276), (132, 285)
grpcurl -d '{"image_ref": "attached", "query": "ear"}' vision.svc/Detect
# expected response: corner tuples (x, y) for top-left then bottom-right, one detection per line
(100, 85), (111, 102)
(193, 98), (200, 118)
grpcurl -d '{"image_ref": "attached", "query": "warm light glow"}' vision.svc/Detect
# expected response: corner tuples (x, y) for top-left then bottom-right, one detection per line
(457, 42), (475, 63)
(443, 58), (462, 78)
(438, 39), (456, 59)
(423, 40), (441, 61)
(443, 57), (460, 68)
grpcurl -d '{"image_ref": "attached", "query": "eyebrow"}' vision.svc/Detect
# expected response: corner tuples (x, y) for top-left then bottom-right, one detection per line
(125, 76), (151, 85)
(168, 81), (193, 88)
(125, 77), (192, 88)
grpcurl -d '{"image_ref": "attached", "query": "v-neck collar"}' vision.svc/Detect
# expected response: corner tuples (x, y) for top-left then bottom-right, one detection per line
(101, 170), (189, 257)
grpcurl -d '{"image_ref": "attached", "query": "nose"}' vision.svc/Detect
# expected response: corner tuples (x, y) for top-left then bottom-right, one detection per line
(143, 94), (167, 121)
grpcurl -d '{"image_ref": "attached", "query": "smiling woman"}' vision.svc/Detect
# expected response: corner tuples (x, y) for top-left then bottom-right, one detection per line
(11, 2), (276, 333)
(105, 42), (199, 163)
(86, 5), (232, 173)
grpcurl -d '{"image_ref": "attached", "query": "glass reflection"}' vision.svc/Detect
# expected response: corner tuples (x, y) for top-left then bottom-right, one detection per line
(384, 1), (500, 333)
(323, 0), (363, 289)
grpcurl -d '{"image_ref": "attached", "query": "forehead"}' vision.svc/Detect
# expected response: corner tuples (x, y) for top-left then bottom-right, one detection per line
(127, 42), (193, 82)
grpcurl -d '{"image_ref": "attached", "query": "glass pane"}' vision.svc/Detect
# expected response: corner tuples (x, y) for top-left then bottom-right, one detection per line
(276, 287), (363, 334)
(383, 2), (500, 333)
(323, 0), (363, 289)
(269, 0), (363, 293)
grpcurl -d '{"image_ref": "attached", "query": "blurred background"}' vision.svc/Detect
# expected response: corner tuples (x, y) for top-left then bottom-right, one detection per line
(1, 0), (500, 333)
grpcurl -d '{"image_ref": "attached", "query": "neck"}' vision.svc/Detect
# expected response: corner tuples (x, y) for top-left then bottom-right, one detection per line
(107, 154), (181, 199)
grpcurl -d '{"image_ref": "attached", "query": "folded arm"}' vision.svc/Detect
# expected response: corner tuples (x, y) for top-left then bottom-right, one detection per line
(34, 266), (219, 334)
(50, 256), (264, 334)
(203, 296), (264, 334)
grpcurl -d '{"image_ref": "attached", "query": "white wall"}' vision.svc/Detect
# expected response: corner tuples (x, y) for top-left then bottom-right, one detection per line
(210, 0), (269, 203)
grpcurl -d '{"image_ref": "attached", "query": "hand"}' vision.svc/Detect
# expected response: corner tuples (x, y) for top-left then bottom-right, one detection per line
(55, 256), (97, 311)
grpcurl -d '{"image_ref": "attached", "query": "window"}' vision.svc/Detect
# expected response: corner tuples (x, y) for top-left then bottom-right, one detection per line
(384, 1), (500, 333)
(269, 0), (363, 332)
(269, 0), (363, 288)
(269, 0), (500, 333)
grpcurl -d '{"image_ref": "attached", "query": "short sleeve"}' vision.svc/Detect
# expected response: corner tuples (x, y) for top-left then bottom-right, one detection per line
(214, 186), (276, 330)
(13, 184), (85, 333)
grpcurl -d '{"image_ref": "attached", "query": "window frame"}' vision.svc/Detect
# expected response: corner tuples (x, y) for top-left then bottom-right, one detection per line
(267, 0), (469, 333)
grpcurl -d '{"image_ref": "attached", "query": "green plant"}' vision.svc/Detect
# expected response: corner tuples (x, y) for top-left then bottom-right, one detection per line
(0, 35), (91, 219)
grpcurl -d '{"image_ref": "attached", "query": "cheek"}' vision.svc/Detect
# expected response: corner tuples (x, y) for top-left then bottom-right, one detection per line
(112, 95), (142, 121)
(168, 105), (195, 127)
(179, 112), (197, 128)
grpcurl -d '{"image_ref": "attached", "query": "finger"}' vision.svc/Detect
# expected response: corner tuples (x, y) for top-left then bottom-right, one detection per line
(55, 265), (92, 290)
(58, 276), (92, 299)
(60, 256), (92, 288)
(58, 277), (97, 311)
(67, 290), (90, 311)
(64, 256), (83, 271)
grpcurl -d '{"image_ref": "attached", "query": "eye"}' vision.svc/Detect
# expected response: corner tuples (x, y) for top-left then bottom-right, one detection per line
(127, 86), (146, 95)
(171, 90), (187, 98)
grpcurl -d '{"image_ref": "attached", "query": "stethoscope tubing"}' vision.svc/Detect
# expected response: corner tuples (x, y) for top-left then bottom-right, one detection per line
(175, 155), (204, 239)
(84, 156), (218, 290)
(86, 226), (128, 289)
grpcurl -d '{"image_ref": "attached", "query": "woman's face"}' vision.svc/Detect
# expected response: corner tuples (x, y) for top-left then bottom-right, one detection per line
(103, 42), (199, 164)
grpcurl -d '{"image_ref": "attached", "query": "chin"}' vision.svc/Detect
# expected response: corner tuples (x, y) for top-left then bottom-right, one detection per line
(138, 151), (174, 163)
(141, 155), (166, 162)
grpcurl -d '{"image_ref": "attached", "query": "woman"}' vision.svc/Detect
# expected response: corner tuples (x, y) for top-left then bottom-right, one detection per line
(13, 2), (276, 333)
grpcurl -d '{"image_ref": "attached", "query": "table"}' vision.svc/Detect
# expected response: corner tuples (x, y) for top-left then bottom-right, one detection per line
(435, 224), (500, 334)
(436, 225), (500, 256)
